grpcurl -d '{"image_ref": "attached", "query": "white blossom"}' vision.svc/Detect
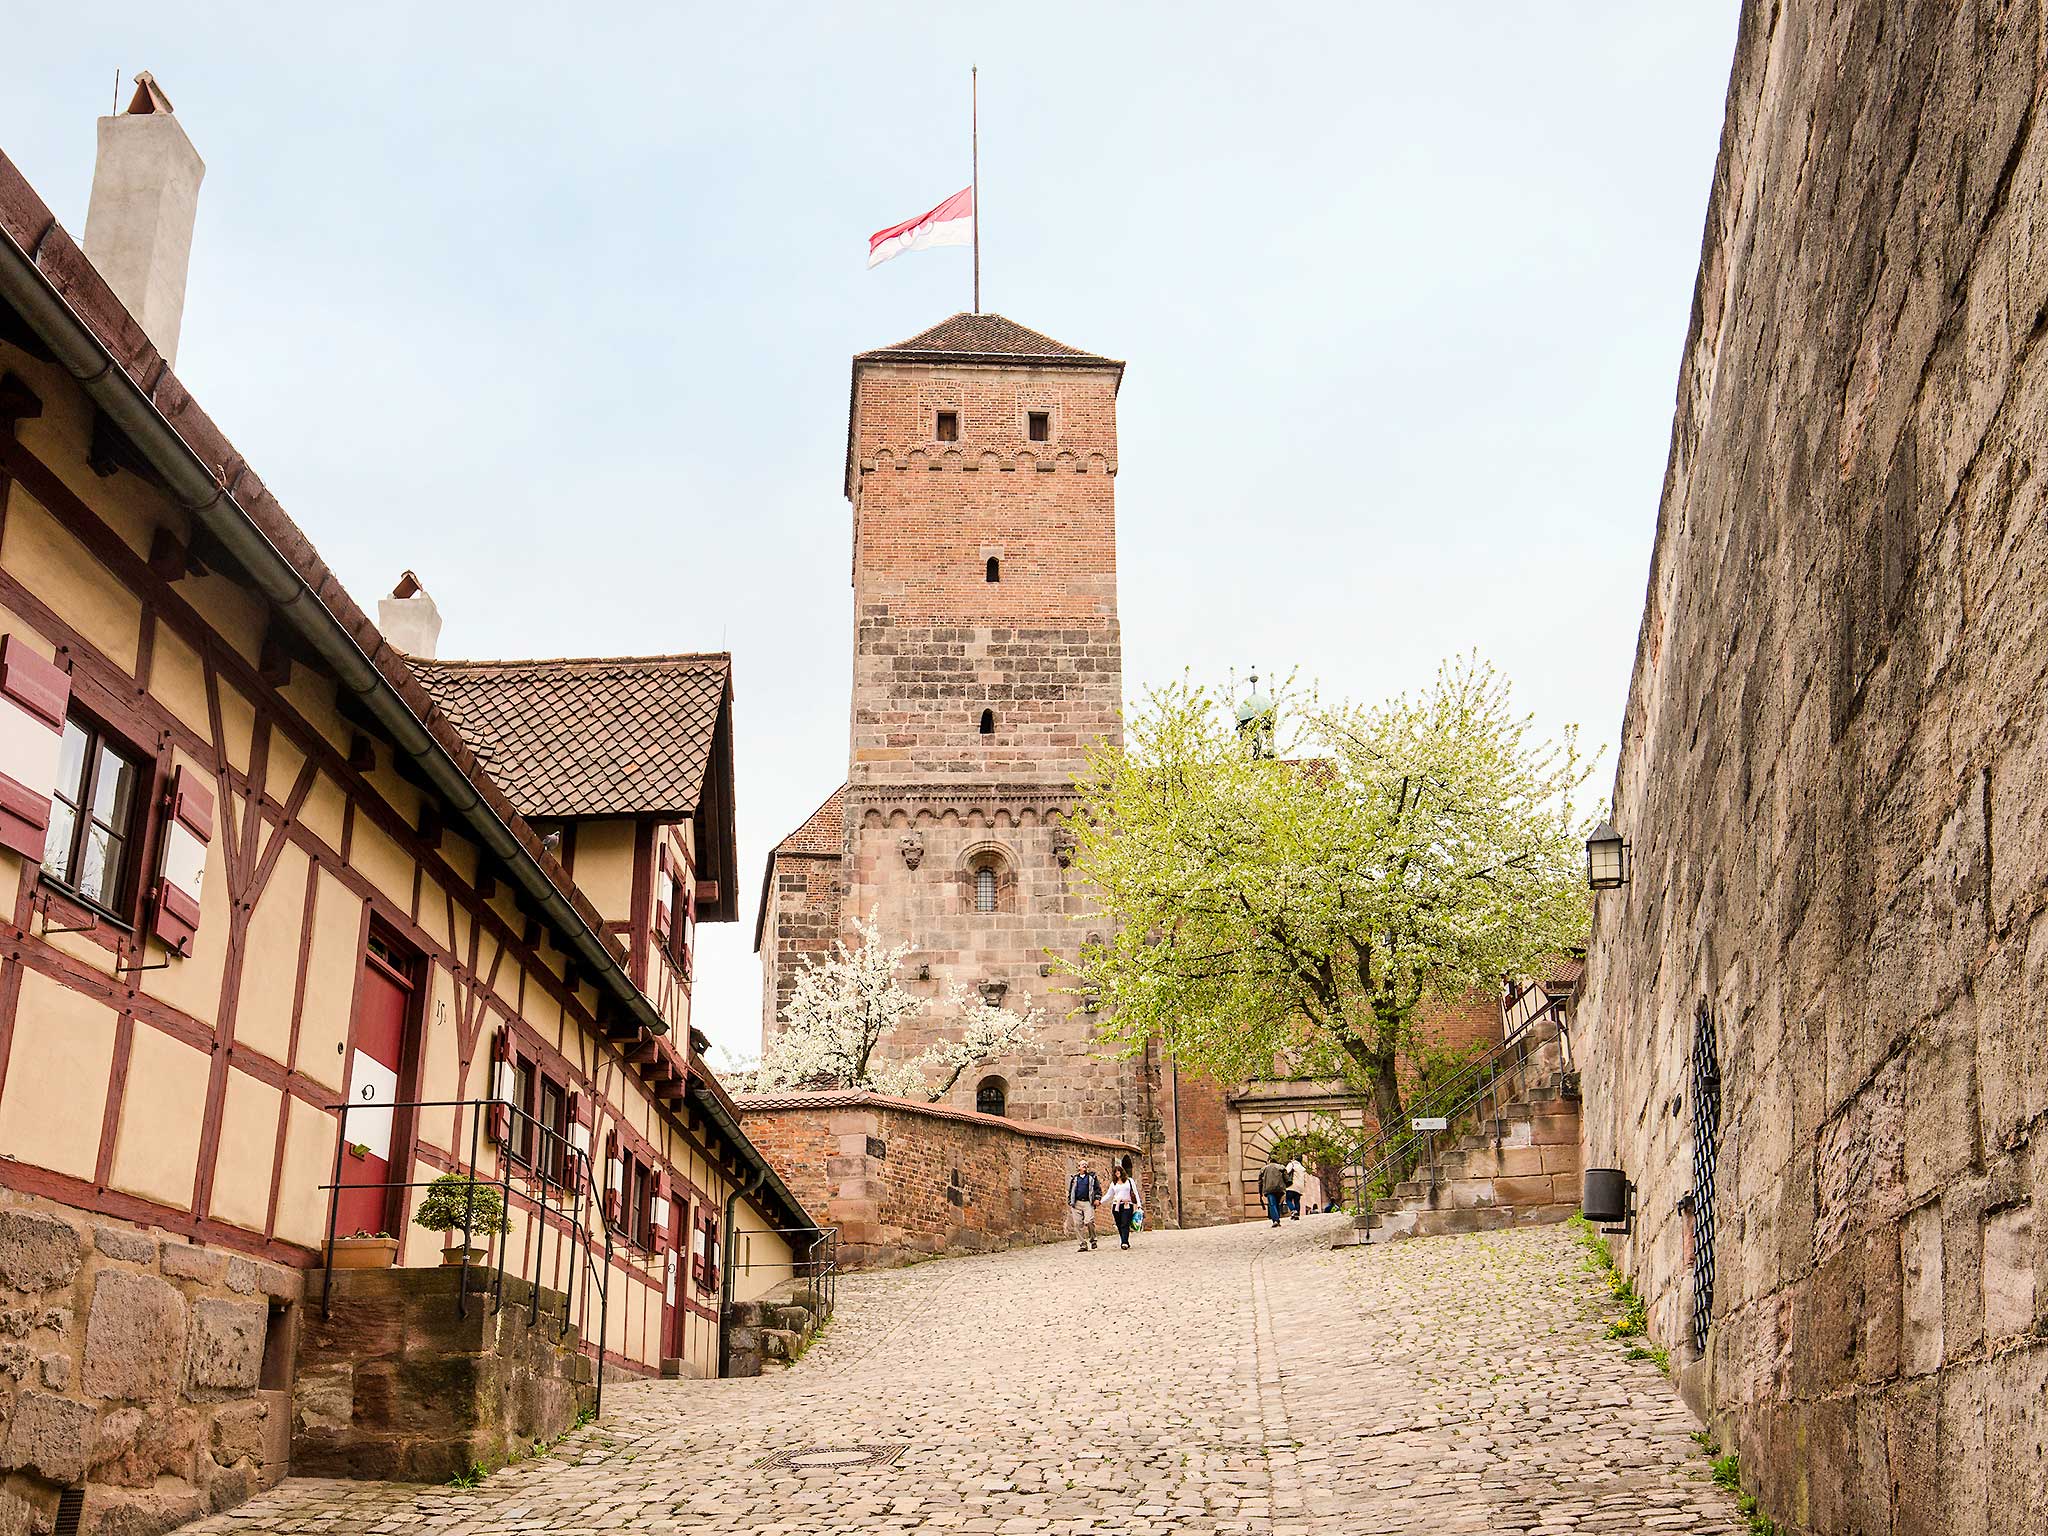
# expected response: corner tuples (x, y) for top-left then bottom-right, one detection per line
(756, 914), (1040, 1102)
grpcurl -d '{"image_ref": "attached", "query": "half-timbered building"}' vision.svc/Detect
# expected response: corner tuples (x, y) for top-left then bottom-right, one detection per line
(0, 85), (810, 1524)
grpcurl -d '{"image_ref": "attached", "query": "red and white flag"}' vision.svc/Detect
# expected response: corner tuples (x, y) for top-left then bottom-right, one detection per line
(868, 187), (974, 269)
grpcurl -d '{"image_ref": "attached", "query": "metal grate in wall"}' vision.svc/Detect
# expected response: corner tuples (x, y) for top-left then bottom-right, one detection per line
(54, 1488), (83, 1536)
(1688, 999), (1722, 1354)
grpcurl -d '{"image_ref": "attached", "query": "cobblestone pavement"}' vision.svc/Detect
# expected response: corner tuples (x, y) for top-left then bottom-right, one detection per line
(192, 1218), (1745, 1534)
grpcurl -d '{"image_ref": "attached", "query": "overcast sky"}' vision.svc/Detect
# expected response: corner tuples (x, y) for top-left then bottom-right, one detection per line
(2, 4), (1741, 1063)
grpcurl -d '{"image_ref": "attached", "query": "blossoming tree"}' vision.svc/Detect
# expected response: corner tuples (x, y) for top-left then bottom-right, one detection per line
(753, 915), (1042, 1102)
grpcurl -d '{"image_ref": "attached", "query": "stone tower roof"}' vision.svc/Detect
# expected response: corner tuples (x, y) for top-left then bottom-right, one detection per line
(855, 313), (1121, 369)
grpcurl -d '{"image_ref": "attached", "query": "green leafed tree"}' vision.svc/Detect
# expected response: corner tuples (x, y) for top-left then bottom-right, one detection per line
(1063, 656), (1594, 1133)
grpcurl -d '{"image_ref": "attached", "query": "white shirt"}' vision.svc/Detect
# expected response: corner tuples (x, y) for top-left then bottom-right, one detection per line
(1286, 1160), (1306, 1192)
(1108, 1179), (1138, 1208)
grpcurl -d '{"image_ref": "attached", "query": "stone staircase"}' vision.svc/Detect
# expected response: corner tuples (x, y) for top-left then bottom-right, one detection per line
(718, 1280), (828, 1377)
(1337, 1028), (1582, 1246)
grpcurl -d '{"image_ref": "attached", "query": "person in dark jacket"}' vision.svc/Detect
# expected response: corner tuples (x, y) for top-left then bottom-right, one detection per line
(1258, 1157), (1289, 1226)
(1069, 1164), (1102, 1252)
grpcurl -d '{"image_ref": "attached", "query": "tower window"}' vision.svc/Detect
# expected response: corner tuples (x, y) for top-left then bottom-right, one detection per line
(985, 556), (1000, 583)
(979, 709), (995, 735)
(1027, 411), (1050, 442)
(976, 1076), (1008, 1116)
(935, 411), (959, 442)
(975, 866), (997, 913)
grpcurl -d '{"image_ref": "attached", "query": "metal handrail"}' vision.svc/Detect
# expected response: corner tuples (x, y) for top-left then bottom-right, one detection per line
(733, 1225), (840, 1321)
(1336, 993), (1565, 1199)
(319, 1095), (615, 1414)
(1344, 1005), (1567, 1232)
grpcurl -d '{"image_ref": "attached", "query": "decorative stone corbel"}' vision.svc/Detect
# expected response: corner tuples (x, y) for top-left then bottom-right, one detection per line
(899, 831), (925, 869)
(1051, 827), (1077, 868)
(979, 979), (1009, 1007)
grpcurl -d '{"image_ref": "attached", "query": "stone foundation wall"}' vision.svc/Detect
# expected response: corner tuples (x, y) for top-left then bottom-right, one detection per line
(1577, 5), (2048, 1531)
(738, 1091), (1141, 1268)
(0, 1192), (298, 1536)
(293, 1266), (594, 1482)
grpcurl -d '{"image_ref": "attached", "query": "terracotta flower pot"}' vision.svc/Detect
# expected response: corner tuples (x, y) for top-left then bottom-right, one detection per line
(440, 1243), (488, 1267)
(328, 1236), (398, 1269)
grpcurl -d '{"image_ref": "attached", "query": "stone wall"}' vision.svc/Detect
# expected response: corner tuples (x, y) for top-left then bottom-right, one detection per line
(293, 1267), (594, 1482)
(1576, 5), (2048, 1532)
(0, 1193), (297, 1536)
(737, 1091), (1142, 1269)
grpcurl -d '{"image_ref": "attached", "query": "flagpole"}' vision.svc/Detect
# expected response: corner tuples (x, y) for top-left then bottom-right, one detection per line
(971, 65), (981, 314)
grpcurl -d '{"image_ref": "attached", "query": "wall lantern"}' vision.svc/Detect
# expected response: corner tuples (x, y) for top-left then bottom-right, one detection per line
(1585, 820), (1629, 890)
(1583, 1167), (1634, 1234)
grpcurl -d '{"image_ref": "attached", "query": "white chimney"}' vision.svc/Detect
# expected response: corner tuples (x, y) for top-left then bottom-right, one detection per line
(378, 572), (442, 659)
(83, 73), (205, 368)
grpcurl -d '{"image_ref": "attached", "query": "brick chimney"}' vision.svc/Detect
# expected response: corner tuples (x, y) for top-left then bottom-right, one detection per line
(82, 73), (205, 367)
(378, 572), (442, 659)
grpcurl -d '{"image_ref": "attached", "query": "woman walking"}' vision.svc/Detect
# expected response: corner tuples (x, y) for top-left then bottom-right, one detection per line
(1107, 1167), (1142, 1249)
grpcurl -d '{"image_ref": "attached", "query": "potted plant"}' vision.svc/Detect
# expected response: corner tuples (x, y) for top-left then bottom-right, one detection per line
(413, 1174), (511, 1266)
(328, 1230), (399, 1269)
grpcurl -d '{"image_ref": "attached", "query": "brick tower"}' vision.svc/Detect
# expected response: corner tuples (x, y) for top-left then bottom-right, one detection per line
(759, 313), (1152, 1145)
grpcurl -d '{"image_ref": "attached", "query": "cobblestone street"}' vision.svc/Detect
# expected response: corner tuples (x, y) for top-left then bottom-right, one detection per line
(195, 1219), (1744, 1534)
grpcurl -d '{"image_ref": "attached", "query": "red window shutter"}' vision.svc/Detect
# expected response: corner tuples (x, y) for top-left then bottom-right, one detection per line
(651, 1171), (671, 1255)
(0, 638), (70, 861)
(150, 766), (213, 957)
(487, 1025), (512, 1144)
(566, 1089), (588, 1185)
(603, 1128), (622, 1228)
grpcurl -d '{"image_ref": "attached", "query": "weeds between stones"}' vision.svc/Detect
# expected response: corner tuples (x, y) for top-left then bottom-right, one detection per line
(447, 1403), (601, 1489)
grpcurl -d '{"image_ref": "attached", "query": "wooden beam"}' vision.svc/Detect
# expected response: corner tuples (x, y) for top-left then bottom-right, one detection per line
(146, 527), (189, 582)
(258, 628), (292, 688)
(345, 733), (376, 773)
(0, 372), (43, 433)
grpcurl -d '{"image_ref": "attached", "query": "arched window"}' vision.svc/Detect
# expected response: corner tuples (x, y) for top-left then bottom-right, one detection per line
(976, 1076), (1007, 1117)
(979, 709), (995, 735)
(985, 556), (1000, 583)
(975, 866), (997, 913)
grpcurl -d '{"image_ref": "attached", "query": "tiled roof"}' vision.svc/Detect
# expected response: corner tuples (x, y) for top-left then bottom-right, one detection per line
(409, 654), (730, 819)
(856, 312), (1118, 366)
(752, 783), (847, 952)
(775, 784), (846, 856)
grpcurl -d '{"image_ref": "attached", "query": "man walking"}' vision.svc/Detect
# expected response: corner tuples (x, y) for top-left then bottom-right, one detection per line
(1258, 1156), (1289, 1227)
(1069, 1163), (1102, 1252)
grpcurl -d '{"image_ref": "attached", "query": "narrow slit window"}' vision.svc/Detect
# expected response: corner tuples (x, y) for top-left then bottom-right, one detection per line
(979, 709), (995, 735)
(1027, 411), (1050, 442)
(985, 556), (1000, 583)
(935, 410), (959, 442)
(976, 866), (997, 913)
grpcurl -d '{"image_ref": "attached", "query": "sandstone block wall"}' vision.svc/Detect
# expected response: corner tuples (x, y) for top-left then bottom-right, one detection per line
(0, 1193), (298, 1536)
(737, 1091), (1142, 1269)
(293, 1267), (594, 1483)
(1577, 5), (2048, 1531)
(759, 850), (842, 1046)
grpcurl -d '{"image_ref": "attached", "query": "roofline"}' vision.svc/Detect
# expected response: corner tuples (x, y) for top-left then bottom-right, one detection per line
(418, 651), (733, 671)
(0, 156), (804, 1233)
(751, 783), (846, 952)
(841, 346), (1126, 502)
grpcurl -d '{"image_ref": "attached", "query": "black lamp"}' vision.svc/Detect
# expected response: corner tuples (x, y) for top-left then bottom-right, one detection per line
(1586, 820), (1629, 890)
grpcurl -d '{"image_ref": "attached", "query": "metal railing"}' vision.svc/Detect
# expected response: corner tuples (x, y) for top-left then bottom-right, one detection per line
(731, 1224), (840, 1321)
(319, 1096), (614, 1412)
(1343, 995), (1569, 1234)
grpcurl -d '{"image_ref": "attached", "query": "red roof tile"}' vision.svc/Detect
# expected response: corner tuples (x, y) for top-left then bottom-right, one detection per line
(856, 312), (1119, 366)
(774, 784), (846, 857)
(409, 654), (730, 820)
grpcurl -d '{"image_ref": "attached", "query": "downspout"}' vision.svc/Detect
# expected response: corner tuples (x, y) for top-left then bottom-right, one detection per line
(717, 1168), (767, 1378)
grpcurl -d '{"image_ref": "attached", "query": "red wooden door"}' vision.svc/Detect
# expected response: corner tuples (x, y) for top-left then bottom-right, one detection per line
(336, 954), (412, 1238)
(663, 1199), (687, 1363)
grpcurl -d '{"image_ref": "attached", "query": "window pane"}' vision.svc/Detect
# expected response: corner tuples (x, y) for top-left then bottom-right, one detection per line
(976, 866), (996, 913)
(514, 1061), (534, 1162)
(40, 801), (77, 883)
(91, 746), (138, 827)
(54, 720), (88, 804)
(77, 824), (123, 906)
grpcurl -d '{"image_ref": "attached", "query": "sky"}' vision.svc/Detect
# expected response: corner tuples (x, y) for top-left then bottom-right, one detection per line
(1, 4), (1742, 1064)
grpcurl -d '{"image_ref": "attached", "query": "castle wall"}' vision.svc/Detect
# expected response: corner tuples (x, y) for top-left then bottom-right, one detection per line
(1576, 5), (2048, 1530)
